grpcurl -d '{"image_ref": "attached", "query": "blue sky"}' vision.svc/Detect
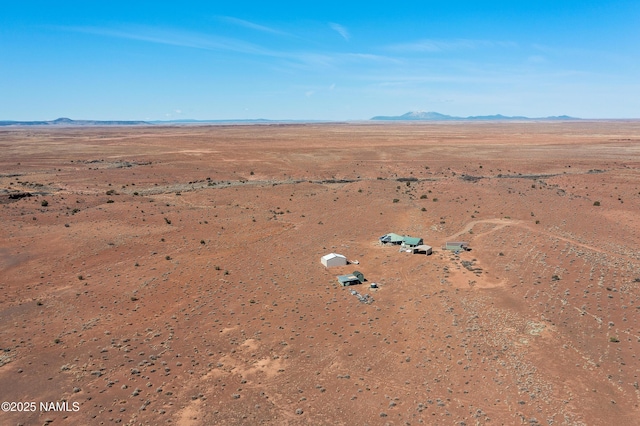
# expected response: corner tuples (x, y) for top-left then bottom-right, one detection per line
(2, 1), (639, 120)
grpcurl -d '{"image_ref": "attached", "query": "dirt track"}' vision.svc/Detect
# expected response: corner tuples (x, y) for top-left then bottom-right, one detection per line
(1, 122), (640, 425)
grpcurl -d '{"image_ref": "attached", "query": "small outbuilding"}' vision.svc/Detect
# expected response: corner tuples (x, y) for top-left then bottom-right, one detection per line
(321, 253), (348, 267)
(337, 274), (361, 286)
(445, 242), (470, 251)
(352, 270), (366, 283)
(379, 233), (404, 245)
(412, 245), (433, 255)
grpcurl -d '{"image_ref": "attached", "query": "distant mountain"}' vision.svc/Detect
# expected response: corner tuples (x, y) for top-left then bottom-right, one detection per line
(0, 117), (150, 126)
(149, 118), (273, 124)
(370, 111), (580, 121)
(148, 119), (334, 124)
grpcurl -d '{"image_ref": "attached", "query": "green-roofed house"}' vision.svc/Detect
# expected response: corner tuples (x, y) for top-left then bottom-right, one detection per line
(402, 236), (423, 247)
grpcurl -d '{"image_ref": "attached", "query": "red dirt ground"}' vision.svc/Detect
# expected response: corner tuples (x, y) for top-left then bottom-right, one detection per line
(1, 121), (640, 425)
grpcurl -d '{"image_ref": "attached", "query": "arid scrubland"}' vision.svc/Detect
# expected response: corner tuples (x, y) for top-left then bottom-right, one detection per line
(1, 122), (640, 425)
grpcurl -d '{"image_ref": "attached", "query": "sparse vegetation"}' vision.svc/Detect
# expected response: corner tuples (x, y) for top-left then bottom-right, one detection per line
(4, 117), (639, 426)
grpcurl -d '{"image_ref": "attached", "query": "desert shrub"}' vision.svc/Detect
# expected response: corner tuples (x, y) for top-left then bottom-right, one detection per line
(593, 201), (601, 206)
(106, 189), (115, 195)
(392, 199), (399, 203)
(200, 240), (205, 245)
(41, 200), (48, 207)
(432, 198), (438, 202)
(609, 336), (620, 343)
(164, 217), (171, 224)
(106, 199), (114, 203)
(420, 194), (427, 199)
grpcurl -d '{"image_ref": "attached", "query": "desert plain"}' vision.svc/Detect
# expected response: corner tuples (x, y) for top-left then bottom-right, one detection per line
(1, 121), (640, 426)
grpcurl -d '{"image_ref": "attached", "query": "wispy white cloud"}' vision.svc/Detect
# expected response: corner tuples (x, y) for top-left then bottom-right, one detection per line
(387, 39), (517, 52)
(218, 16), (291, 36)
(341, 52), (399, 63)
(57, 24), (279, 56)
(329, 23), (350, 41)
(57, 24), (383, 71)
